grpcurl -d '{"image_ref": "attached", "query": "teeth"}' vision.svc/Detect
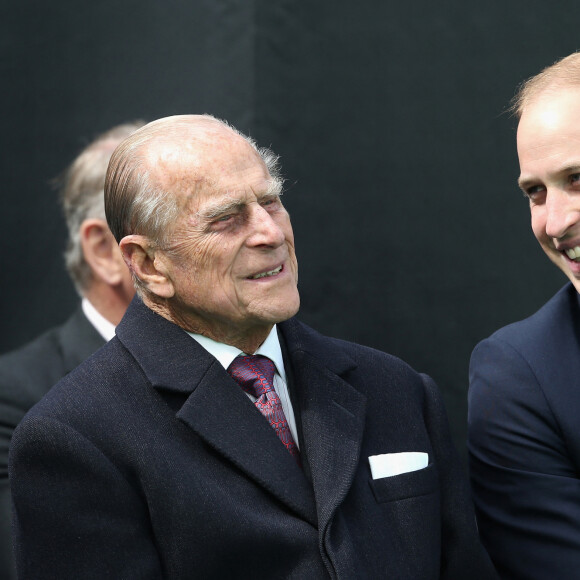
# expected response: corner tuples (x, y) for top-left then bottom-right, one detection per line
(250, 266), (282, 279)
(565, 246), (580, 260)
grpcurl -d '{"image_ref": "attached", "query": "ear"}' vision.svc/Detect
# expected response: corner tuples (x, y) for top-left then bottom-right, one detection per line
(119, 234), (175, 298)
(80, 219), (127, 286)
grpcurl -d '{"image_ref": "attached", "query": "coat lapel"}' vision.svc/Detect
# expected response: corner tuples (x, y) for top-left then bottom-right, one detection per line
(280, 319), (367, 576)
(116, 298), (316, 526)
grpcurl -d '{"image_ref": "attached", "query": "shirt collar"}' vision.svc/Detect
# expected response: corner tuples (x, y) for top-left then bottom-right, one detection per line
(187, 325), (286, 381)
(81, 297), (116, 341)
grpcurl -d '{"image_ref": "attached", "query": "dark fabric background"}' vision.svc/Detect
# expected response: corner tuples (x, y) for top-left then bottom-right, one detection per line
(1, 0), (575, 455)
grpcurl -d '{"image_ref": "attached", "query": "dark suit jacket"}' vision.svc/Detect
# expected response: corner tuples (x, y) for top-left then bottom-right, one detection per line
(0, 307), (104, 580)
(469, 283), (580, 579)
(10, 297), (496, 579)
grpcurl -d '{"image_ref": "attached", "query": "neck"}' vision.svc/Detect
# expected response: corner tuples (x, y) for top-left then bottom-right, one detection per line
(143, 295), (272, 353)
(83, 282), (133, 326)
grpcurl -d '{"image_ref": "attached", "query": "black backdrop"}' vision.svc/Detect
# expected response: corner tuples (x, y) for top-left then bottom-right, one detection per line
(2, 0), (576, 457)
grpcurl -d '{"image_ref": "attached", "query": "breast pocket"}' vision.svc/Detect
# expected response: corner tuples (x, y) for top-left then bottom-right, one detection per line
(369, 463), (438, 503)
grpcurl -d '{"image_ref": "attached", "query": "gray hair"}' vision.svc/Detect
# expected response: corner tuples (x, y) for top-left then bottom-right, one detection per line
(105, 114), (283, 245)
(58, 122), (145, 293)
(511, 52), (580, 118)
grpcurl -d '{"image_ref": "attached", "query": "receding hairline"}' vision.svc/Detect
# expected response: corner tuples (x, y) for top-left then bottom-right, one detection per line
(118, 114), (248, 159)
(512, 52), (580, 119)
(115, 114), (268, 187)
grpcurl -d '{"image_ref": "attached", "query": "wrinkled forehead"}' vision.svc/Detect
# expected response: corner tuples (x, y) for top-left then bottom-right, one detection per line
(145, 127), (268, 196)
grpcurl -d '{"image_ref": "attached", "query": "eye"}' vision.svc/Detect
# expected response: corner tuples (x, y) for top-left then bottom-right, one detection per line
(570, 173), (580, 185)
(523, 184), (546, 203)
(208, 212), (239, 232)
(260, 195), (281, 210)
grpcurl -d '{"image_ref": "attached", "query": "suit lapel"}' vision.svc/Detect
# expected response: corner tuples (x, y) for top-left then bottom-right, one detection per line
(280, 319), (367, 575)
(116, 298), (316, 525)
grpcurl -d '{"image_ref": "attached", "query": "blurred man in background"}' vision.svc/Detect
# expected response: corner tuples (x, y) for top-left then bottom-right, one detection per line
(0, 121), (142, 578)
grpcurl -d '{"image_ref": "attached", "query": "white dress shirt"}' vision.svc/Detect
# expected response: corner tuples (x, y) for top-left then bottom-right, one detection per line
(81, 298), (116, 342)
(187, 325), (299, 447)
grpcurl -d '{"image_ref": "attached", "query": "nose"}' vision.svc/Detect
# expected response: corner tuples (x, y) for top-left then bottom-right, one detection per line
(545, 189), (580, 240)
(246, 204), (286, 248)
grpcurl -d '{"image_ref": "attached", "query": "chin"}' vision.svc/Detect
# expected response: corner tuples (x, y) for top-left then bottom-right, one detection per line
(266, 297), (300, 324)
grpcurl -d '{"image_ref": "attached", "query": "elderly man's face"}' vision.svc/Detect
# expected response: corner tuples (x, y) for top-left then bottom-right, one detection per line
(153, 130), (299, 347)
(517, 87), (580, 293)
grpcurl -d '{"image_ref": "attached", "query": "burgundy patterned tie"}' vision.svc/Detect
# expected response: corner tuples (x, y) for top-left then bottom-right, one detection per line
(228, 355), (300, 461)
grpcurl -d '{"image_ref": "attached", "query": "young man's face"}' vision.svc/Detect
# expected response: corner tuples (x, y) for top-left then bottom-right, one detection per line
(518, 87), (580, 292)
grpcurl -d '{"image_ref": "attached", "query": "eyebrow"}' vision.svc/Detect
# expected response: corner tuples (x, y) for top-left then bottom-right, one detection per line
(266, 177), (283, 196)
(197, 178), (284, 221)
(516, 177), (534, 192)
(200, 199), (245, 220)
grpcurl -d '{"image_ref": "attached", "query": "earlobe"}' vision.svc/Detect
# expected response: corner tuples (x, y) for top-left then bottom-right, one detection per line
(119, 235), (176, 298)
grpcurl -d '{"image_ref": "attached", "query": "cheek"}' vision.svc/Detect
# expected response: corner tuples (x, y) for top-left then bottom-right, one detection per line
(278, 215), (296, 247)
(173, 237), (218, 272)
(530, 208), (548, 241)
(172, 237), (240, 289)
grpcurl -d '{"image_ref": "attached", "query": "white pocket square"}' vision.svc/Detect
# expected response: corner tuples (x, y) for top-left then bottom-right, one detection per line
(368, 452), (428, 480)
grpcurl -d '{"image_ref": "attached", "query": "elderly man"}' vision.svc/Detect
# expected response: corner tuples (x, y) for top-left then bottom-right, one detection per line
(468, 52), (580, 579)
(0, 122), (141, 579)
(11, 115), (496, 579)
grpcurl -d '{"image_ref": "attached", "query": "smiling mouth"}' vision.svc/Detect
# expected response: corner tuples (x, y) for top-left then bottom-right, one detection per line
(248, 265), (283, 280)
(564, 246), (580, 261)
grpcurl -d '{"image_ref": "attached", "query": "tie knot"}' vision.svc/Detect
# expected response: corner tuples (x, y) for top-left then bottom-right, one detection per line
(228, 355), (276, 398)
